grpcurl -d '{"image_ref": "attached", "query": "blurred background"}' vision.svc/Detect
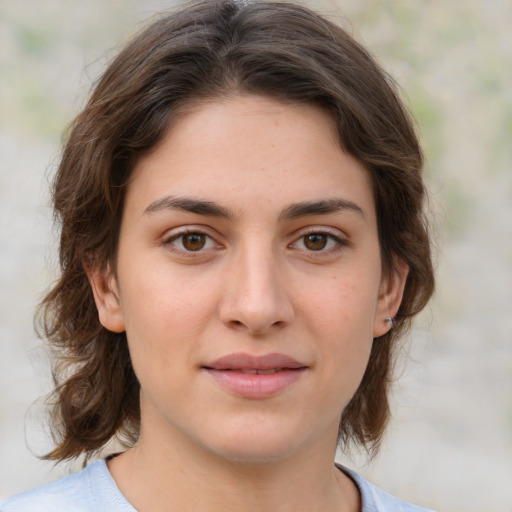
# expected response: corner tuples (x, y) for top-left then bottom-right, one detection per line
(1, 0), (511, 510)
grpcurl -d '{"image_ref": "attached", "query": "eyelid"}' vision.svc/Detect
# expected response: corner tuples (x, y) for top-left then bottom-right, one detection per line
(163, 226), (224, 254)
(292, 225), (349, 241)
(288, 227), (350, 253)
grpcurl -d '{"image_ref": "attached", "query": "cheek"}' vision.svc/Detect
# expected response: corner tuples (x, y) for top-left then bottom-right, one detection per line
(121, 262), (215, 326)
(118, 269), (217, 377)
(297, 271), (378, 387)
(301, 270), (380, 335)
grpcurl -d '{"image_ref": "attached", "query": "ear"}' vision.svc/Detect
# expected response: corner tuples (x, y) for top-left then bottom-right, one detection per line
(373, 258), (409, 338)
(84, 260), (126, 333)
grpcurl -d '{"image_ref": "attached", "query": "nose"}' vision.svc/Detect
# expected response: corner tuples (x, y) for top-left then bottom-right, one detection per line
(218, 244), (294, 335)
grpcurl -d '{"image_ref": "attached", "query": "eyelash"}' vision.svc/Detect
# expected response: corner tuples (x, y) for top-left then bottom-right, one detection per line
(163, 228), (348, 256)
(164, 229), (219, 254)
(289, 230), (348, 255)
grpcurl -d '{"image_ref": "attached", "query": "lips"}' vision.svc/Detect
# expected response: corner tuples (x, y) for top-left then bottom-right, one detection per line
(202, 353), (308, 399)
(204, 352), (306, 372)
(232, 368), (283, 375)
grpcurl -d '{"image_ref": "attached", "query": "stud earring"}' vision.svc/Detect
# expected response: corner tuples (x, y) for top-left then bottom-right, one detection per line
(385, 317), (395, 329)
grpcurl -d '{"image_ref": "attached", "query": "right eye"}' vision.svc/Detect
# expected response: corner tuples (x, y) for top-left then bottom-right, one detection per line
(165, 231), (218, 252)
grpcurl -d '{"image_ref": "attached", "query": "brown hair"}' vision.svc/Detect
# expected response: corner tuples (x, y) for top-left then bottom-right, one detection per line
(39, 0), (434, 462)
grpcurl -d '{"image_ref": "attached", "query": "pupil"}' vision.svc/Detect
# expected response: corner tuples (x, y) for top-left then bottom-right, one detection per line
(305, 234), (327, 250)
(183, 233), (205, 251)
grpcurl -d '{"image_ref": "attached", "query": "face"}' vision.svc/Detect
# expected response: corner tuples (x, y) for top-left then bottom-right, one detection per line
(90, 95), (406, 463)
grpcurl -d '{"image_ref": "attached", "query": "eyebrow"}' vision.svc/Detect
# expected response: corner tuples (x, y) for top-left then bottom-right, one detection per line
(143, 195), (365, 221)
(279, 198), (365, 221)
(143, 196), (233, 218)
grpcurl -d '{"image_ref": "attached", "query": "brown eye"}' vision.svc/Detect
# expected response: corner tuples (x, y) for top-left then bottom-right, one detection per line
(166, 230), (219, 254)
(303, 233), (328, 251)
(182, 233), (206, 251)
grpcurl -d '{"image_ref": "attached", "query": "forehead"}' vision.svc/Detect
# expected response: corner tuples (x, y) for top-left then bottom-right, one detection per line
(126, 94), (376, 223)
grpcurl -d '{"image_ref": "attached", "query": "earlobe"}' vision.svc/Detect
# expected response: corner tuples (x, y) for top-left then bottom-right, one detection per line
(373, 259), (409, 338)
(84, 261), (126, 333)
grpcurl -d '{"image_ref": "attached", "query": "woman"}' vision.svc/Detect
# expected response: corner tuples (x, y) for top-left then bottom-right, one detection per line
(1, 1), (435, 511)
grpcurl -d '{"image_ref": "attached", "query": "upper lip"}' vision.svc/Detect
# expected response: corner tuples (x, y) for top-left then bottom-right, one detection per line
(203, 352), (307, 371)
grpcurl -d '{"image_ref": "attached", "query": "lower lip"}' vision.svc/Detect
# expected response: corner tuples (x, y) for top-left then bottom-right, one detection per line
(205, 368), (306, 399)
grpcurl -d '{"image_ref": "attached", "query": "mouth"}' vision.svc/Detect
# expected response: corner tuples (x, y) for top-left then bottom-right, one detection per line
(203, 352), (307, 371)
(202, 353), (308, 398)
(224, 368), (287, 375)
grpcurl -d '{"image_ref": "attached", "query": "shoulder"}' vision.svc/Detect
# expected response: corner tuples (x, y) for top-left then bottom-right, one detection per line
(338, 465), (436, 512)
(0, 459), (134, 512)
(0, 464), (96, 512)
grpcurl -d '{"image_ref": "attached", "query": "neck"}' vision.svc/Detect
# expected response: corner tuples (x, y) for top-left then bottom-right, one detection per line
(107, 403), (360, 512)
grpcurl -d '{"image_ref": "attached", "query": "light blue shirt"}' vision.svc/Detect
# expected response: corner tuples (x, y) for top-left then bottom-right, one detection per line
(0, 459), (435, 511)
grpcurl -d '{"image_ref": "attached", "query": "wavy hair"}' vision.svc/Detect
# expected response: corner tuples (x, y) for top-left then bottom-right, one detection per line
(38, 0), (435, 462)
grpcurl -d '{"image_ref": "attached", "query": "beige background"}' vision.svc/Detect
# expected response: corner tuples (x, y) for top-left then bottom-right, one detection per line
(1, 1), (511, 510)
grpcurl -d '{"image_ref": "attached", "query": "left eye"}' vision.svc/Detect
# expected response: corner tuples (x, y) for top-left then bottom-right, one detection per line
(167, 232), (217, 252)
(292, 232), (344, 252)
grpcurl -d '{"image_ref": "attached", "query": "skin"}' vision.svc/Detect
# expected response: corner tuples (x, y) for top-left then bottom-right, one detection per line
(88, 95), (407, 512)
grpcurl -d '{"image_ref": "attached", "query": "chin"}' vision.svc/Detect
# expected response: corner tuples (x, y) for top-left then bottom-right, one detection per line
(198, 418), (310, 464)
(210, 439), (300, 464)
